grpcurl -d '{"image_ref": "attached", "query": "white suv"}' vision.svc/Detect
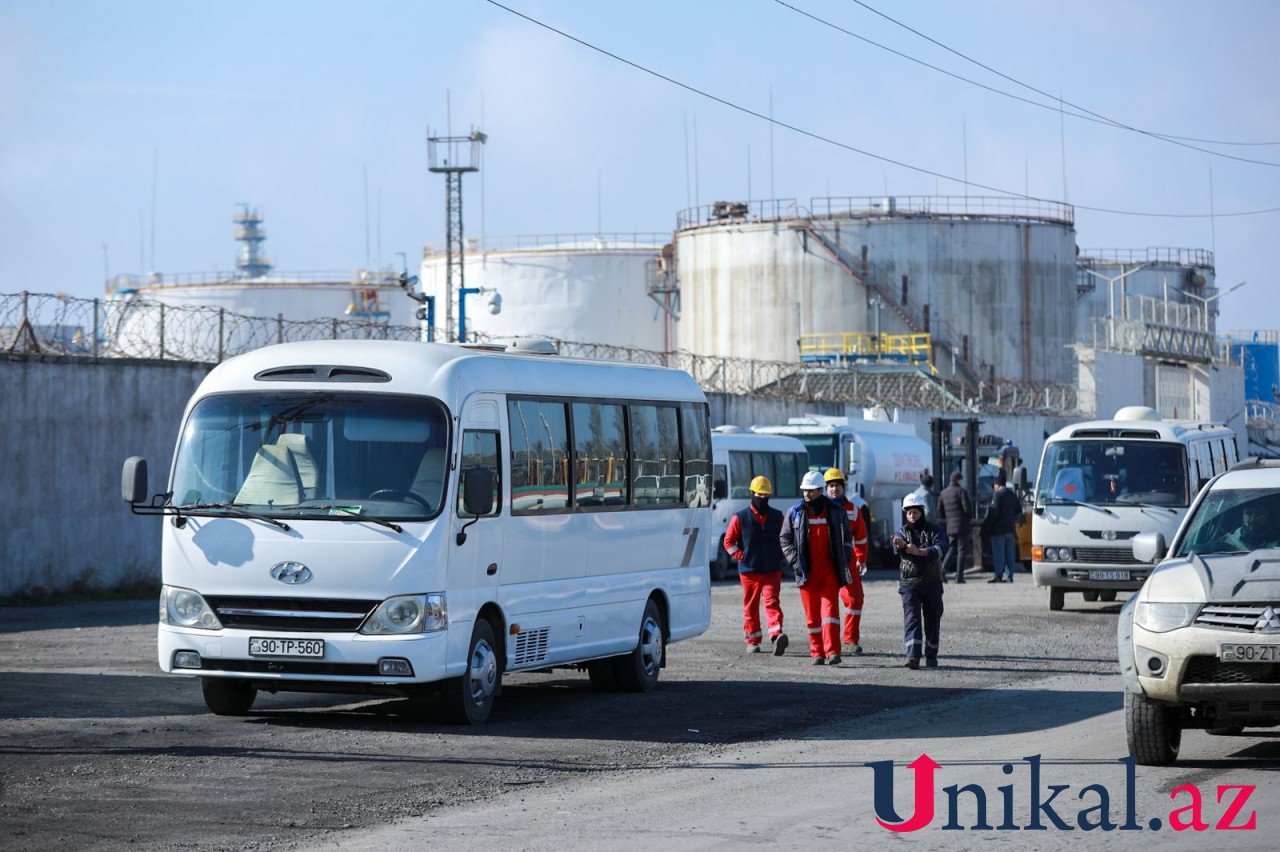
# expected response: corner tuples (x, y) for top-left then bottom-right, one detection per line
(1119, 458), (1280, 765)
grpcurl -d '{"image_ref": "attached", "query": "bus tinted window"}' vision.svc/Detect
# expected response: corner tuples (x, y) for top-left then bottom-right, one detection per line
(681, 403), (712, 507)
(508, 399), (570, 513)
(572, 402), (628, 508)
(631, 405), (681, 507)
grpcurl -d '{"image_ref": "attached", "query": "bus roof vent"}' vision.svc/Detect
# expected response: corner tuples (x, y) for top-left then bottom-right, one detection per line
(1113, 405), (1162, 422)
(507, 338), (558, 356)
(255, 365), (391, 383)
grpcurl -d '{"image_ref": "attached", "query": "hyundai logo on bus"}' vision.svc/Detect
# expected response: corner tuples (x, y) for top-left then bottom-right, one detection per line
(270, 562), (313, 585)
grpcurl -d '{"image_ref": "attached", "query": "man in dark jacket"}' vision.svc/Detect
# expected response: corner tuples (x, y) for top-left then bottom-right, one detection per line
(780, 470), (853, 665)
(982, 472), (1024, 583)
(935, 471), (973, 583)
(892, 492), (948, 668)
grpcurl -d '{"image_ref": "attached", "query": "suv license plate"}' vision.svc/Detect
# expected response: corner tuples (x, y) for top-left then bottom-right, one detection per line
(1220, 643), (1280, 663)
(249, 637), (325, 658)
(1088, 570), (1130, 581)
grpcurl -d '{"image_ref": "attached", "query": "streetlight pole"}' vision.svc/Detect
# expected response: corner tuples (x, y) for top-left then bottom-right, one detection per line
(1081, 262), (1149, 349)
(1177, 281), (1246, 333)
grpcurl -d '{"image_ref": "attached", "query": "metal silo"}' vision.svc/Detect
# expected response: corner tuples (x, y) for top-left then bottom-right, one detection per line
(418, 234), (672, 350)
(675, 196), (1078, 386)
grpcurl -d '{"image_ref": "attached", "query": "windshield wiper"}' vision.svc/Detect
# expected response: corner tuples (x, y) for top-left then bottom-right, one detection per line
(1126, 502), (1178, 514)
(1045, 498), (1116, 517)
(176, 502), (291, 531)
(300, 504), (404, 534)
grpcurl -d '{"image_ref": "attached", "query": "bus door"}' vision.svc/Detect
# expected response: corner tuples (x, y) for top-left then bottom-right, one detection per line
(453, 396), (505, 596)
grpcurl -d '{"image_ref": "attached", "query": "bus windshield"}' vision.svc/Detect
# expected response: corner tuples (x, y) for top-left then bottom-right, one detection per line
(1035, 440), (1188, 508)
(171, 392), (450, 520)
(794, 435), (839, 473)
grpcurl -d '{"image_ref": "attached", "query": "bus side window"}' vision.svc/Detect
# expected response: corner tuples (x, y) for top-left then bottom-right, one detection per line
(457, 430), (501, 517)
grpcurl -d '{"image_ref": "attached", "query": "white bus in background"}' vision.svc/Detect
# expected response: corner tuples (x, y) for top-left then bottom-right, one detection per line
(1031, 406), (1239, 612)
(123, 338), (712, 724)
(709, 428), (809, 579)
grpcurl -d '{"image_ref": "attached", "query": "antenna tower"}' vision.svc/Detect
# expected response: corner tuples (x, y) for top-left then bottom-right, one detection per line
(427, 128), (486, 340)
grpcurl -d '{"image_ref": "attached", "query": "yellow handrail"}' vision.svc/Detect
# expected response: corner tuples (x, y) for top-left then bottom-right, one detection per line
(799, 332), (937, 375)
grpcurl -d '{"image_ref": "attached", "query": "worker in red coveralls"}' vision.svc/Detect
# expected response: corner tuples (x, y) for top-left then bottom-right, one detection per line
(780, 470), (854, 665)
(824, 468), (869, 655)
(723, 475), (790, 656)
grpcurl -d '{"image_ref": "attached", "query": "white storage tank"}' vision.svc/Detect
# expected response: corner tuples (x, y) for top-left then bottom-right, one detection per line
(675, 196), (1079, 386)
(418, 234), (672, 351)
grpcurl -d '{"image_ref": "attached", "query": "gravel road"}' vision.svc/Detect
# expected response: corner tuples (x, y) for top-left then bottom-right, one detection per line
(0, 568), (1145, 850)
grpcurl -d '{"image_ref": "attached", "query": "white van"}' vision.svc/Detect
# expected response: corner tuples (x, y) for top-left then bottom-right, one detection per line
(123, 339), (712, 724)
(709, 429), (809, 579)
(1031, 406), (1238, 611)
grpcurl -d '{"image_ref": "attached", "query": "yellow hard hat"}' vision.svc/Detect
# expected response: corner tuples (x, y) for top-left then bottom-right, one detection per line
(823, 467), (846, 484)
(748, 475), (772, 495)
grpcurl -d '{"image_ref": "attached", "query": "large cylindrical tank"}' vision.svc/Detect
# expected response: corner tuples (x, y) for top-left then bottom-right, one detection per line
(419, 234), (671, 350)
(104, 272), (414, 359)
(1075, 249), (1217, 341)
(675, 196), (1078, 385)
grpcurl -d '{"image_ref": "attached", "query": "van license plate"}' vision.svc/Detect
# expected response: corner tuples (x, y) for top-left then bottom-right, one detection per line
(249, 637), (324, 658)
(1088, 570), (1130, 581)
(1220, 643), (1280, 663)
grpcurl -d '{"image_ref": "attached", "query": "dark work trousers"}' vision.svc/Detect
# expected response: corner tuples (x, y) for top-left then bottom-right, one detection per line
(899, 582), (944, 662)
(941, 532), (970, 583)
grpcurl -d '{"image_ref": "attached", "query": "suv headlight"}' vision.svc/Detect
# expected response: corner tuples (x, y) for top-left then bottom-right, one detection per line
(159, 585), (223, 630)
(360, 593), (447, 635)
(1134, 602), (1199, 633)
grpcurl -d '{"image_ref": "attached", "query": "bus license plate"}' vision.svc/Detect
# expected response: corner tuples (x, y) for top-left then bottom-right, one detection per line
(249, 637), (324, 658)
(1220, 643), (1280, 663)
(1088, 570), (1130, 581)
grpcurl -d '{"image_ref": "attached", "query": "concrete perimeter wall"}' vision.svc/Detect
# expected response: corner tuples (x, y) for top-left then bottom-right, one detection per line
(1, 357), (1063, 597)
(0, 356), (210, 597)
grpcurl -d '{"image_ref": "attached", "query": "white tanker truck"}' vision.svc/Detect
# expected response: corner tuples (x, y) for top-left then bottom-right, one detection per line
(754, 413), (932, 566)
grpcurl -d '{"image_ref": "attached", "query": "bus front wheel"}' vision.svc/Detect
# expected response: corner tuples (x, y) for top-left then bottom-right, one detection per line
(443, 619), (500, 724)
(201, 677), (257, 716)
(1049, 587), (1065, 611)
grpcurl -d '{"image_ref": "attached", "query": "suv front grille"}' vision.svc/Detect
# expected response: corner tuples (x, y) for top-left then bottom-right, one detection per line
(204, 596), (379, 632)
(1183, 655), (1280, 684)
(1195, 603), (1280, 631)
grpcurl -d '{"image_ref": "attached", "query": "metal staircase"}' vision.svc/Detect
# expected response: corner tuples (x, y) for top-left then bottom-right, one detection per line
(801, 222), (985, 388)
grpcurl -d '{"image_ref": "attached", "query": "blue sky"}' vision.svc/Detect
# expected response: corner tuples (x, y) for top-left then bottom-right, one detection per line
(2, 0), (1277, 334)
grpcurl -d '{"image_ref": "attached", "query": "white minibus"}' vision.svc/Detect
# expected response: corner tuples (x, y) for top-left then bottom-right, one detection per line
(1031, 406), (1238, 611)
(708, 429), (809, 579)
(123, 339), (712, 723)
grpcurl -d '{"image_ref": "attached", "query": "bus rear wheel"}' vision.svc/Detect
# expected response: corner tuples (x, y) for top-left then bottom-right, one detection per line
(614, 599), (664, 692)
(443, 618), (500, 724)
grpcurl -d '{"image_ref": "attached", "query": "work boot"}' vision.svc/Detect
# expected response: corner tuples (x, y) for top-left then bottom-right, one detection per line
(826, 654), (842, 666)
(987, 577), (1003, 583)
(747, 644), (762, 654)
(904, 658), (920, 669)
(843, 643), (863, 656)
(925, 658), (938, 668)
(811, 656), (825, 665)
(772, 633), (789, 657)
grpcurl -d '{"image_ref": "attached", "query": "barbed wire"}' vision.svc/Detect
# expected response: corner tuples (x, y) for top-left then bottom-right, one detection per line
(1, 290), (1078, 414)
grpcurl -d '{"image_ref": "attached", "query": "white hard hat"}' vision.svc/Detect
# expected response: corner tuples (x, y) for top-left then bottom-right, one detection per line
(801, 470), (826, 491)
(902, 492), (928, 511)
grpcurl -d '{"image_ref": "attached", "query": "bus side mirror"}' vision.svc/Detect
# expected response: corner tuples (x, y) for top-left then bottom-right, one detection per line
(461, 467), (495, 516)
(713, 479), (727, 500)
(122, 457), (149, 504)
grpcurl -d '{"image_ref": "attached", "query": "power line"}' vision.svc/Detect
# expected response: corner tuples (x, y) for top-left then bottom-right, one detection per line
(482, 0), (1280, 219)
(846, 0), (1280, 149)
(775, 0), (1279, 166)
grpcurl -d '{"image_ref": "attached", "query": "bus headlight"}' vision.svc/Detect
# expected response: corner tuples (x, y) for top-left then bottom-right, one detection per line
(160, 585), (223, 630)
(1134, 602), (1198, 633)
(360, 593), (447, 635)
